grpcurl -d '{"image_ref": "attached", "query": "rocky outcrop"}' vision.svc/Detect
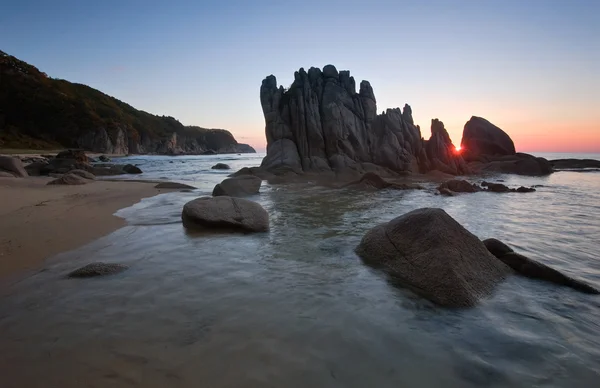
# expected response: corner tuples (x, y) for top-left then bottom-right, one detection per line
(422, 119), (469, 175)
(182, 196), (269, 233)
(356, 208), (510, 307)
(461, 117), (516, 161)
(483, 238), (599, 294)
(68, 262), (128, 278)
(0, 156), (28, 177)
(212, 176), (262, 197)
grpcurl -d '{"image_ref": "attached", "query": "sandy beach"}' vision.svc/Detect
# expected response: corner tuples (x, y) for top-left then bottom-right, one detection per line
(0, 176), (173, 281)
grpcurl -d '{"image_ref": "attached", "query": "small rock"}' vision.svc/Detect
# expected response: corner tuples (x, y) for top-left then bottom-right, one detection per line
(155, 182), (196, 189)
(68, 262), (128, 278)
(516, 186), (536, 193)
(438, 179), (481, 193)
(123, 164), (142, 174)
(47, 173), (89, 185)
(68, 169), (96, 180)
(484, 182), (511, 193)
(211, 163), (231, 170)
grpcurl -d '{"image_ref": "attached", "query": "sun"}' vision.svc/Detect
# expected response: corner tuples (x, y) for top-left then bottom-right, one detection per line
(454, 145), (462, 154)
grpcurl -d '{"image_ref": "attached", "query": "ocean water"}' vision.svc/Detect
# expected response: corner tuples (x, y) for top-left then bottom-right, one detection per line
(1, 152), (599, 388)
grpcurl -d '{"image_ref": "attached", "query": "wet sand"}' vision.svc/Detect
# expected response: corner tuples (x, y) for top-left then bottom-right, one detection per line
(0, 176), (174, 281)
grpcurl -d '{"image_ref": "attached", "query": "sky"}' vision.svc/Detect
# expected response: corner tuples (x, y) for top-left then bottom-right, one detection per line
(1, 0), (599, 153)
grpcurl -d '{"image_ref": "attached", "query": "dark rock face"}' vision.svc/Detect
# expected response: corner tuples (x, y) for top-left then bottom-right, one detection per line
(211, 163), (231, 170)
(461, 117), (516, 161)
(550, 159), (600, 170)
(123, 164), (142, 174)
(356, 208), (510, 307)
(56, 149), (88, 163)
(472, 153), (553, 176)
(68, 262), (128, 278)
(483, 238), (599, 294)
(212, 176), (262, 197)
(259, 66), (457, 176)
(438, 179), (481, 193)
(182, 196), (269, 233)
(422, 119), (469, 175)
(155, 182), (196, 189)
(47, 173), (89, 185)
(0, 156), (28, 177)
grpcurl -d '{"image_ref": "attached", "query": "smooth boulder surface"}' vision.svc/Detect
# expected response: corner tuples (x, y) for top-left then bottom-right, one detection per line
(461, 116), (516, 161)
(68, 169), (96, 180)
(68, 262), (128, 278)
(212, 175), (262, 197)
(211, 163), (231, 170)
(182, 196), (269, 233)
(155, 182), (196, 189)
(0, 156), (28, 177)
(123, 164), (142, 174)
(56, 149), (88, 163)
(483, 238), (599, 294)
(47, 173), (89, 185)
(356, 208), (510, 307)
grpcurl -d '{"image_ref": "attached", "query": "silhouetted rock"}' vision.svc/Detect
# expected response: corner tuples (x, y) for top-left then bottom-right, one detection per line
(483, 238), (599, 294)
(0, 156), (28, 177)
(550, 159), (600, 170)
(461, 117), (515, 161)
(68, 262), (128, 278)
(182, 196), (269, 233)
(438, 179), (481, 193)
(211, 163), (231, 170)
(471, 153), (553, 176)
(344, 172), (422, 191)
(155, 182), (196, 189)
(47, 173), (89, 185)
(422, 119), (469, 175)
(481, 181), (510, 193)
(212, 176), (262, 197)
(356, 208), (510, 307)
(123, 164), (142, 174)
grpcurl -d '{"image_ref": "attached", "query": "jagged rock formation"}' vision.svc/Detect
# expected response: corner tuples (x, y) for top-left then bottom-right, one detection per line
(0, 50), (255, 155)
(259, 65), (464, 177)
(421, 119), (469, 175)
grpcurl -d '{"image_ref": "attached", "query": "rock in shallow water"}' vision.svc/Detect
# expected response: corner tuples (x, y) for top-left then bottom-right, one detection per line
(123, 164), (142, 174)
(211, 163), (231, 170)
(68, 262), (128, 278)
(182, 196), (269, 233)
(212, 176), (262, 197)
(483, 238), (599, 294)
(356, 208), (510, 307)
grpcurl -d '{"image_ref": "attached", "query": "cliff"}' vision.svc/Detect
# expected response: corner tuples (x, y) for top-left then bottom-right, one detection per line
(0, 50), (255, 154)
(259, 65), (465, 176)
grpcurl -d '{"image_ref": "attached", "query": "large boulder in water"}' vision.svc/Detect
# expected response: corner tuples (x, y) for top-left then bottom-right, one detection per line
(460, 117), (516, 161)
(483, 238), (599, 294)
(182, 196), (269, 233)
(212, 175), (262, 197)
(356, 208), (510, 307)
(0, 156), (28, 177)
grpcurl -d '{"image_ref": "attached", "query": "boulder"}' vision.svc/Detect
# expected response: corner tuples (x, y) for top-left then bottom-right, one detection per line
(24, 160), (49, 176)
(123, 164), (142, 174)
(344, 172), (422, 191)
(212, 175), (262, 197)
(68, 262), (128, 278)
(550, 158), (600, 170)
(68, 169), (96, 180)
(475, 153), (553, 176)
(356, 208), (510, 307)
(483, 238), (599, 294)
(211, 163), (231, 170)
(155, 182), (196, 189)
(99, 155), (111, 162)
(0, 171), (15, 178)
(481, 181), (510, 193)
(182, 196), (269, 233)
(56, 149), (88, 163)
(438, 179), (481, 194)
(40, 158), (94, 175)
(461, 117), (516, 161)
(47, 173), (89, 185)
(0, 156), (28, 177)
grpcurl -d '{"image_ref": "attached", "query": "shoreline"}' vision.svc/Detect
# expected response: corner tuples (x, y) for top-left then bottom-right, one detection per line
(0, 176), (180, 282)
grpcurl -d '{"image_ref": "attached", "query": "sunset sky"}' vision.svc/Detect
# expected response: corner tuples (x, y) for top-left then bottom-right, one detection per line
(2, 0), (599, 152)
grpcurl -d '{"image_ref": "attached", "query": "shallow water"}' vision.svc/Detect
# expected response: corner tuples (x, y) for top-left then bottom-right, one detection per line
(1, 153), (600, 387)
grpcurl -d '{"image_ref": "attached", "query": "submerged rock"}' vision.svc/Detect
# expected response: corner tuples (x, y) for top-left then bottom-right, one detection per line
(68, 262), (128, 278)
(483, 238), (599, 294)
(47, 173), (89, 185)
(155, 182), (196, 189)
(123, 164), (142, 174)
(356, 208), (510, 307)
(182, 196), (269, 233)
(212, 175), (262, 197)
(211, 163), (231, 170)
(0, 156), (28, 177)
